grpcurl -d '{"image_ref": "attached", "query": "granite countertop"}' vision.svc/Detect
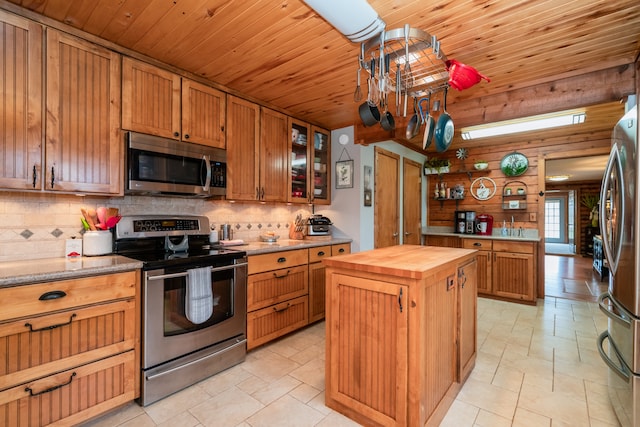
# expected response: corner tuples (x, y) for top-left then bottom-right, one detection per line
(0, 255), (143, 288)
(0, 237), (352, 287)
(235, 237), (352, 255)
(421, 226), (541, 242)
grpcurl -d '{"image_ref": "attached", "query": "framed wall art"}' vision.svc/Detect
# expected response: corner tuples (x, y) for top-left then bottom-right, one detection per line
(335, 160), (354, 189)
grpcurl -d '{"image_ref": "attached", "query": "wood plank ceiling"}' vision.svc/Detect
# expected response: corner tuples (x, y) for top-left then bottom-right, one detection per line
(3, 0), (640, 151)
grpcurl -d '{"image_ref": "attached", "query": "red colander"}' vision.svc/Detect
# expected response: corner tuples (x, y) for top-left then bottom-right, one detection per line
(446, 59), (490, 91)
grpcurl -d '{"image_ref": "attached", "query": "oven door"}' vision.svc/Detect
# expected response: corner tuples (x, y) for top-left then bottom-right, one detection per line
(142, 258), (247, 369)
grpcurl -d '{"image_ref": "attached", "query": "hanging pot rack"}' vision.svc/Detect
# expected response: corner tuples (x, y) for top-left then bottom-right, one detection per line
(359, 25), (450, 98)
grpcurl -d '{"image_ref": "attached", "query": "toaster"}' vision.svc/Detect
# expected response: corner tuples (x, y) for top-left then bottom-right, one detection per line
(307, 215), (332, 236)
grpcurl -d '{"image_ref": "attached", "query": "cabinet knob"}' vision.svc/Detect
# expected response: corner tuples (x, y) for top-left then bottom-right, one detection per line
(173, 131), (180, 137)
(184, 134), (190, 139)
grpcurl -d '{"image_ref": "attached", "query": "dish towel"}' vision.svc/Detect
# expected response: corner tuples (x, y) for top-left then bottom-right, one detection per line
(185, 266), (213, 324)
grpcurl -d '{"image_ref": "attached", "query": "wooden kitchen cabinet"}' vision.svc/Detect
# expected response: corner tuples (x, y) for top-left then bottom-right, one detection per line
(122, 57), (225, 148)
(462, 239), (492, 295)
(493, 240), (536, 302)
(324, 246), (476, 427)
(45, 29), (122, 194)
(308, 243), (351, 323)
(457, 257), (477, 383)
(0, 11), (42, 191)
(288, 120), (331, 204)
(0, 271), (139, 426)
(247, 249), (309, 349)
(424, 235), (461, 248)
(227, 103), (289, 202)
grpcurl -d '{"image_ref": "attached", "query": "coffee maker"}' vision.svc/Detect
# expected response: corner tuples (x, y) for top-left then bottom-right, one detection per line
(465, 211), (476, 234)
(454, 211), (467, 234)
(476, 214), (494, 236)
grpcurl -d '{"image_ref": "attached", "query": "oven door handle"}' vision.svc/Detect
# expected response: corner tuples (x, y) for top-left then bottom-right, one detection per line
(146, 262), (247, 281)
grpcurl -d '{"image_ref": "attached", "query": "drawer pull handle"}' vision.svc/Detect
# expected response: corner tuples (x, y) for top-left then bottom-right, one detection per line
(473, 242), (482, 247)
(25, 313), (77, 332)
(273, 270), (290, 279)
(338, 248), (345, 253)
(39, 290), (67, 301)
(317, 251), (326, 256)
(25, 372), (76, 397)
(273, 302), (291, 313)
(277, 257), (287, 263)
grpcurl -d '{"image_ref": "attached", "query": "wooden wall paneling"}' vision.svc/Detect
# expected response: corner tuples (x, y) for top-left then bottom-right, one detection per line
(0, 11), (42, 190)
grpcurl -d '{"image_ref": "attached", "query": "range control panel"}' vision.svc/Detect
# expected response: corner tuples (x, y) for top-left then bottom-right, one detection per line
(133, 219), (200, 232)
(114, 215), (210, 239)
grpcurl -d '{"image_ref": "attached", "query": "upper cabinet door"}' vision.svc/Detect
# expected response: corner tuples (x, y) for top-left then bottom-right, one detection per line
(310, 126), (331, 205)
(289, 118), (310, 203)
(0, 12), (42, 191)
(122, 57), (181, 139)
(226, 95), (260, 200)
(260, 108), (288, 202)
(181, 79), (226, 148)
(45, 29), (122, 194)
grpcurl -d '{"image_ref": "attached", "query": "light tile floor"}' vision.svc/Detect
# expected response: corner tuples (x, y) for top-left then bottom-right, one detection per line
(84, 297), (620, 427)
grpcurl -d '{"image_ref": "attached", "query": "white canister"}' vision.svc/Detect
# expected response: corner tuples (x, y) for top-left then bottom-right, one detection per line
(83, 231), (113, 256)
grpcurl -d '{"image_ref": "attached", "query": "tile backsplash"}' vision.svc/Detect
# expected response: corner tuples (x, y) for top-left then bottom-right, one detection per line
(0, 193), (312, 262)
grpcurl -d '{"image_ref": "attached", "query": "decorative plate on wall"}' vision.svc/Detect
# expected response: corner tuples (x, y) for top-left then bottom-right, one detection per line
(500, 152), (529, 176)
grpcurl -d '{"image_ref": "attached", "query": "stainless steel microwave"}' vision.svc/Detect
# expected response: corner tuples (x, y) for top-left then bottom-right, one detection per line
(126, 132), (226, 198)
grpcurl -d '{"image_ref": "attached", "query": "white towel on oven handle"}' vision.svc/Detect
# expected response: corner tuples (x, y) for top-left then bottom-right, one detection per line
(185, 266), (213, 324)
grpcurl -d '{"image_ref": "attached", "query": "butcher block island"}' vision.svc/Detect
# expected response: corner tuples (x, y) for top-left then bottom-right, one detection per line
(323, 245), (478, 427)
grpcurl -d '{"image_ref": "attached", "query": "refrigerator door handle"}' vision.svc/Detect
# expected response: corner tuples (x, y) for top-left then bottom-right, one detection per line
(598, 292), (632, 327)
(597, 330), (631, 382)
(599, 144), (624, 275)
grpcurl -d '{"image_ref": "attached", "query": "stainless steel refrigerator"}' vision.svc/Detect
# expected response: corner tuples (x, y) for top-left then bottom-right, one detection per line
(597, 103), (639, 427)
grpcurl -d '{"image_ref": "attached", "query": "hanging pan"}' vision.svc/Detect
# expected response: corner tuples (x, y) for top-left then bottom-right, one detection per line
(422, 97), (435, 150)
(358, 59), (380, 127)
(434, 86), (454, 152)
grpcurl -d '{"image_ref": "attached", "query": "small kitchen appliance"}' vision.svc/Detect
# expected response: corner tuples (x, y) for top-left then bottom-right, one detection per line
(475, 214), (494, 236)
(465, 211), (476, 234)
(454, 211), (467, 234)
(113, 215), (247, 406)
(307, 215), (332, 235)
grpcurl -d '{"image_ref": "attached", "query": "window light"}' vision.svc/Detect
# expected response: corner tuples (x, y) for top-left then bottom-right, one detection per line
(461, 110), (586, 140)
(302, 0), (385, 42)
(547, 175), (571, 182)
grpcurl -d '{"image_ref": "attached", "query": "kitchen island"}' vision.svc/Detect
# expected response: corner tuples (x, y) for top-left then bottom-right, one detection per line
(323, 245), (477, 427)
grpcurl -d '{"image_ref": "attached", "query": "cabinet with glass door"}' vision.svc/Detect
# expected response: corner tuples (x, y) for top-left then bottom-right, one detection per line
(288, 120), (331, 204)
(289, 119), (310, 203)
(310, 126), (330, 205)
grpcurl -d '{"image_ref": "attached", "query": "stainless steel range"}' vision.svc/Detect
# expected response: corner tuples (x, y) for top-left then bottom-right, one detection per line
(113, 215), (247, 406)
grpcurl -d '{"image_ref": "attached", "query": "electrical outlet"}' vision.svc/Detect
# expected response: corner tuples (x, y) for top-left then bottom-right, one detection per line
(529, 212), (537, 221)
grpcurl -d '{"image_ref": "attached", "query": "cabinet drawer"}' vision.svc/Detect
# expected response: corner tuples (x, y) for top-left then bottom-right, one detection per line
(0, 272), (137, 322)
(309, 245), (332, 263)
(462, 239), (493, 251)
(0, 350), (135, 427)
(0, 299), (136, 391)
(331, 243), (351, 256)
(493, 240), (535, 254)
(247, 264), (308, 312)
(247, 296), (308, 350)
(248, 249), (308, 275)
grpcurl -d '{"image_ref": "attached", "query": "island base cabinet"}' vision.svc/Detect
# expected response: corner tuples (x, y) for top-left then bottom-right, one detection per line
(325, 273), (408, 427)
(0, 351), (135, 427)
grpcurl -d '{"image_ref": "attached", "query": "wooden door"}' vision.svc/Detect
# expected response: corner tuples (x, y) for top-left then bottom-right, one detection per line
(45, 29), (122, 194)
(374, 147), (400, 248)
(458, 258), (477, 382)
(402, 158), (422, 245)
(260, 108), (288, 202)
(226, 95), (260, 200)
(326, 272), (408, 426)
(0, 12), (42, 190)
(181, 79), (226, 148)
(475, 250), (492, 295)
(122, 57), (181, 139)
